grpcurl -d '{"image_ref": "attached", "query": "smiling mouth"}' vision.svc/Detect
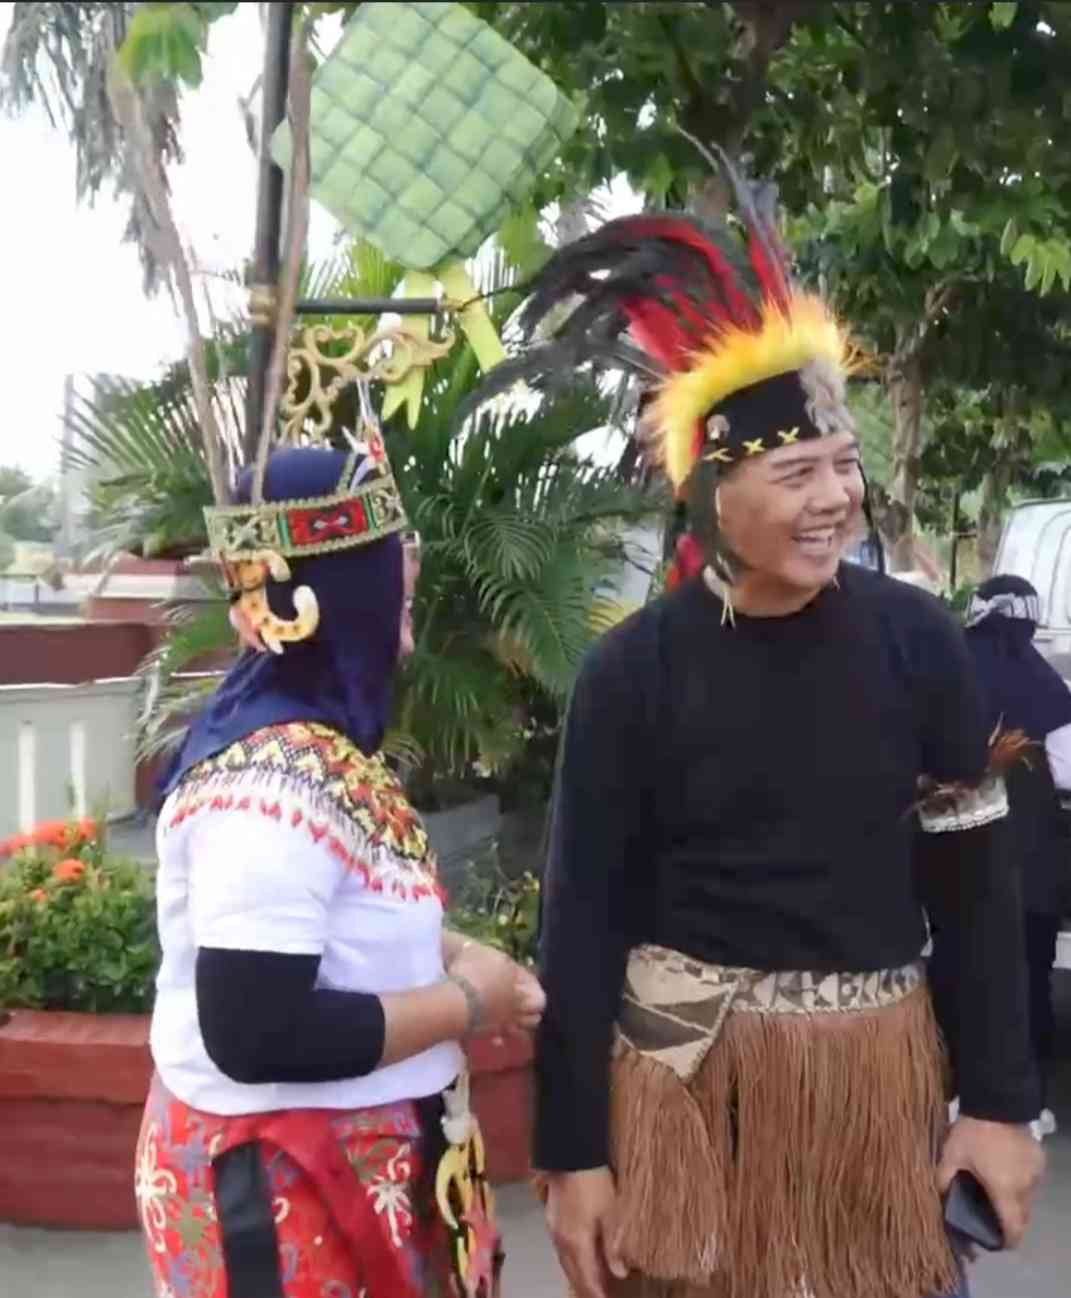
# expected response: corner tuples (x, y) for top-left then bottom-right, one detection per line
(793, 528), (839, 556)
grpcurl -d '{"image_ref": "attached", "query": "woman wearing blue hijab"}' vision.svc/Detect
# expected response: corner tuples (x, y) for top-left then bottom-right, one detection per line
(963, 575), (1071, 1140)
(139, 445), (542, 1298)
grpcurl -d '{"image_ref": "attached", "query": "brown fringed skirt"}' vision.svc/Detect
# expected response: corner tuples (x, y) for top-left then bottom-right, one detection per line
(606, 946), (957, 1298)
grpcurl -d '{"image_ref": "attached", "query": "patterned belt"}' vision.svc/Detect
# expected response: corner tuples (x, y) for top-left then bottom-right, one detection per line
(616, 943), (924, 1083)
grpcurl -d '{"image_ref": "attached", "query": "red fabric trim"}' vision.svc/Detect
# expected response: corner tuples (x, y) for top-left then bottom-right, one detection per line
(286, 499), (369, 548)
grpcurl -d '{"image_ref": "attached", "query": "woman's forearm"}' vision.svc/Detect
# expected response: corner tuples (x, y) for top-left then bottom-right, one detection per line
(379, 979), (469, 1066)
(196, 947), (468, 1083)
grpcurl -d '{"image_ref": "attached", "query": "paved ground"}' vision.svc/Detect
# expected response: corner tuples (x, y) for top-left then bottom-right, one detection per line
(3, 1086), (1070, 1298)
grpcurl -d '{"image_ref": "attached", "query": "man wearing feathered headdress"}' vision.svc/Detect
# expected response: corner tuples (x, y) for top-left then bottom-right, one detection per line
(478, 165), (1045, 1298)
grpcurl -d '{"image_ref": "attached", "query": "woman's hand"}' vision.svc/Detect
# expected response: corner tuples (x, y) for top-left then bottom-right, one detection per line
(448, 940), (545, 1036)
(545, 1167), (627, 1298)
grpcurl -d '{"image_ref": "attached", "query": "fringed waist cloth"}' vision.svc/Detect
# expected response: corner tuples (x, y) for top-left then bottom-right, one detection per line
(609, 946), (957, 1298)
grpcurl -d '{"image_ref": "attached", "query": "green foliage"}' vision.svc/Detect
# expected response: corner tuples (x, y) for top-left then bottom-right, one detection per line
(393, 372), (657, 778)
(1005, 227), (1071, 296)
(989, 3), (1019, 32)
(447, 849), (540, 966)
(385, 247), (659, 779)
(134, 598), (231, 763)
(116, 1), (239, 89)
(0, 467), (33, 498)
(849, 385), (894, 490)
(62, 375), (243, 561)
(0, 823), (159, 1013)
(0, 468), (58, 544)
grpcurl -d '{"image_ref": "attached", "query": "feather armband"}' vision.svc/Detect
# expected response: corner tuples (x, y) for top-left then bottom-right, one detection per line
(915, 726), (1034, 834)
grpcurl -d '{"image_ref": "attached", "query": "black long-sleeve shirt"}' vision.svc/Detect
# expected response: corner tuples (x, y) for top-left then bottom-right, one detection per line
(535, 565), (1040, 1172)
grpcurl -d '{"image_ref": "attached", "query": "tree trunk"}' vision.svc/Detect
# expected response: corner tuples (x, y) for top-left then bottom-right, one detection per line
(687, 171), (733, 224)
(949, 487), (961, 592)
(977, 398), (1026, 577)
(977, 460), (1012, 577)
(885, 340), (923, 572)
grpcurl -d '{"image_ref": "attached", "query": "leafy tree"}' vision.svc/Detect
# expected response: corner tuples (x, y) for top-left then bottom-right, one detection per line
(0, 466), (33, 497)
(0, 465), (58, 543)
(1, 2), (185, 290)
(472, 3), (1071, 565)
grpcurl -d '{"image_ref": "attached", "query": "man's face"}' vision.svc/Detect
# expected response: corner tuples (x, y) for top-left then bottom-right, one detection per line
(715, 430), (865, 593)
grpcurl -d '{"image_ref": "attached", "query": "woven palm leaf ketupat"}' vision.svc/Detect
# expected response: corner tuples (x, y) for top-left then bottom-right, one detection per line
(272, 1), (578, 270)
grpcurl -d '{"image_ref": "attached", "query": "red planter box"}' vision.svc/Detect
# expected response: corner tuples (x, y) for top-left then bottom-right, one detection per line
(0, 1010), (152, 1229)
(466, 1029), (535, 1186)
(0, 1010), (533, 1230)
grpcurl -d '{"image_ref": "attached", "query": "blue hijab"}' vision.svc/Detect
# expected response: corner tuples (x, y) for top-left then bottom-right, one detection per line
(159, 447), (403, 799)
(964, 574), (1071, 743)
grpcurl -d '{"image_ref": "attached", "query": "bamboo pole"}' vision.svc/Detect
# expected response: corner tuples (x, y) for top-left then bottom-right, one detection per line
(244, 2), (294, 462)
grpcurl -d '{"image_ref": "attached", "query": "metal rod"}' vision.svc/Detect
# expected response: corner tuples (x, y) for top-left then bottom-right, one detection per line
(950, 487), (961, 592)
(294, 297), (443, 316)
(245, 2), (294, 461)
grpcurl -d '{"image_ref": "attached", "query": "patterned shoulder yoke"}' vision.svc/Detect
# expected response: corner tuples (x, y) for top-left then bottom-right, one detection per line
(164, 721), (442, 902)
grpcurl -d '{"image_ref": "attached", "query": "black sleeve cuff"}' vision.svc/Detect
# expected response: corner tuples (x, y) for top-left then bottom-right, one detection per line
(196, 947), (386, 1084)
(532, 1019), (612, 1171)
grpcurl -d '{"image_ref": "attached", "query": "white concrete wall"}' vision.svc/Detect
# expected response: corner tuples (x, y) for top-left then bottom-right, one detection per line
(0, 679), (140, 836)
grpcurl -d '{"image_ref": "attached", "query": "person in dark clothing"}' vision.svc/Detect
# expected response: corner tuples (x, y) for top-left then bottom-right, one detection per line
(476, 161), (1046, 1297)
(963, 575), (1071, 1136)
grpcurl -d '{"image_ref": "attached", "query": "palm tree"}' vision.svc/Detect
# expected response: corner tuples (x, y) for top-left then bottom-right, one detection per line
(62, 372), (245, 565)
(1, 2), (184, 291)
(63, 242), (663, 787)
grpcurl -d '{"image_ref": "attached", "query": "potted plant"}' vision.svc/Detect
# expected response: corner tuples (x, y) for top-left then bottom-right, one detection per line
(0, 819), (157, 1229)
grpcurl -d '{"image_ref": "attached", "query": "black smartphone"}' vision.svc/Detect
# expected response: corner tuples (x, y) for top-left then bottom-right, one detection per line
(942, 1171), (1005, 1253)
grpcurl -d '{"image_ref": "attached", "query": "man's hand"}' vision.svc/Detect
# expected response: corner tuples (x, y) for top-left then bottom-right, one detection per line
(545, 1167), (628, 1298)
(938, 1116), (1045, 1249)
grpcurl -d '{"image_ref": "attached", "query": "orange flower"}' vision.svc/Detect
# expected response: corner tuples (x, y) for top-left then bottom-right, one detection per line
(33, 820), (69, 849)
(0, 833), (30, 859)
(74, 818), (99, 844)
(28, 888), (47, 905)
(52, 859), (86, 885)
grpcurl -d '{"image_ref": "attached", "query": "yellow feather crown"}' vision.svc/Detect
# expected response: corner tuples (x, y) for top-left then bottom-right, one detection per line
(651, 293), (853, 492)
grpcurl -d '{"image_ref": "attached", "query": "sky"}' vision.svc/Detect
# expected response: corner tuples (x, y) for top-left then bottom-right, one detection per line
(0, 2), (340, 484)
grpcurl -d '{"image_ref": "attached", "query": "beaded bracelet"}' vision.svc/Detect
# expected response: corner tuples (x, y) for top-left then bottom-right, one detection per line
(448, 971), (484, 1035)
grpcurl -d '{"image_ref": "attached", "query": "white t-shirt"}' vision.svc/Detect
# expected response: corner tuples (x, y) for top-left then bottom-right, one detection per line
(1045, 719), (1071, 792)
(150, 724), (462, 1115)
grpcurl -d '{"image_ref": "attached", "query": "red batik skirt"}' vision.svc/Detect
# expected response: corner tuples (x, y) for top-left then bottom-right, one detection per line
(136, 1075), (479, 1298)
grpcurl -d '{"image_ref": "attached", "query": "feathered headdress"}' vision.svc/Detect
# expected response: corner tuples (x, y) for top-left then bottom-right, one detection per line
(468, 152), (857, 586)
